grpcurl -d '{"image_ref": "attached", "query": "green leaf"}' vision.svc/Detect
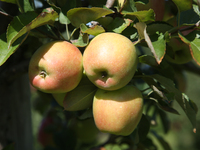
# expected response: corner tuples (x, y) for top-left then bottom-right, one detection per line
(0, 0), (16, 4)
(67, 7), (114, 28)
(71, 33), (89, 47)
(122, 9), (155, 22)
(63, 82), (97, 111)
(139, 55), (158, 67)
(146, 22), (173, 35)
(80, 24), (105, 36)
(138, 114), (150, 141)
(134, 22), (162, 64)
(178, 30), (200, 65)
(18, 0), (35, 12)
(150, 33), (166, 64)
(172, 0), (193, 12)
(151, 130), (172, 150)
(7, 8), (58, 49)
(119, 0), (137, 13)
(59, 11), (70, 24)
(151, 74), (197, 131)
(179, 7), (199, 25)
(0, 33), (28, 66)
(193, 4), (200, 16)
(107, 17), (133, 33)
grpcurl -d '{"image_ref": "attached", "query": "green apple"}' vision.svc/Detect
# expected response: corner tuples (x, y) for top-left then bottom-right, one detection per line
(165, 38), (192, 64)
(83, 32), (138, 91)
(71, 118), (100, 144)
(93, 85), (143, 136)
(52, 72), (97, 111)
(29, 40), (83, 93)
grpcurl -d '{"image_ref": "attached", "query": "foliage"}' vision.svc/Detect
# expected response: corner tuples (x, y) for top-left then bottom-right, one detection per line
(0, 0), (200, 149)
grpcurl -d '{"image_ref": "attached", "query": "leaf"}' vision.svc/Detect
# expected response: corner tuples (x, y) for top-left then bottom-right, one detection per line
(80, 24), (105, 36)
(139, 55), (158, 67)
(134, 22), (163, 64)
(7, 8), (58, 49)
(138, 114), (150, 141)
(71, 33), (89, 47)
(0, 0), (16, 4)
(178, 30), (200, 65)
(158, 110), (170, 133)
(18, 0), (34, 12)
(107, 17), (133, 33)
(172, 0), (193, 12)
(151, 130), (172, 150)
(119, 0), (137, 13)
(0, 33), (28, 66)
(151, 74), (197, 131)
(146, 22), (173, 35)
(59, 11), (70, 25)
(67, 7), (114, 28)
(150, 33), (166, 63)
(179, 7), (200, 25)
(63, 85), (97, 111)
(122, 9), (155, 22)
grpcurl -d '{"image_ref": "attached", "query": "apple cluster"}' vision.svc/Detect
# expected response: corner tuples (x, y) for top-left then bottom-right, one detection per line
(28, 32), (143, 136)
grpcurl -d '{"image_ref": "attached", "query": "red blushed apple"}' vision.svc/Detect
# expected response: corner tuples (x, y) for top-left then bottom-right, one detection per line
(93, 85), (143, 136)
(28, 40), (83, 93)
(83, 32), (138, 91)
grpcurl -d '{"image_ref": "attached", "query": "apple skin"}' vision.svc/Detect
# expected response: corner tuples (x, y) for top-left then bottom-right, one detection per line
(29, 40), (83, 93)
(71, 118), (100, 144)
(93, 85), (143, 136)
(52, 72), (97, 111)
(83, 32), (138, 91)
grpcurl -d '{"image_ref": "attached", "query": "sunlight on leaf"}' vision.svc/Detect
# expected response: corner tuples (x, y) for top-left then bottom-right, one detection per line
(172, 0), (192, 12)
(0, 33), (28, 66)
(7, 8), (58, 49)
(178, 30), (200, 66)
(134, 22), (164, 64)
(67, 7), (114, 28)
(80, 24), (105, 36)
(122, 9), (155, 22)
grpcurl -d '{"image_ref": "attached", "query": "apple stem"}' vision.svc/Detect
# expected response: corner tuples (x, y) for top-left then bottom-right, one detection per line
(101, 71), (108, 78)
(39, 70), (47, 78)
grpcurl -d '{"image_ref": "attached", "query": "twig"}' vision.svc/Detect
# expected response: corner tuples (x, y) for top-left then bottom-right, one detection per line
(0, 10), (13, 20)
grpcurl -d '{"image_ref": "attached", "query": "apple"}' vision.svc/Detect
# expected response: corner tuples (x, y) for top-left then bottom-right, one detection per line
(165, 38), (192, 64)
(38, 113), (56, 147)
(83, 32), (138, 91)
(93, 85), (143, 136)
(135, 0), (165, 21)
(71, 118), (100, 144)
(28, 40), (83, 93)
(52, 72), (97, 111)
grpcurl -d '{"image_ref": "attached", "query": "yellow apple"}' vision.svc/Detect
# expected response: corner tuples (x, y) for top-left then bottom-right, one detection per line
(93, 85), (143, 136)
(29, 40), (83, 93)
(83, 32), (138, 91)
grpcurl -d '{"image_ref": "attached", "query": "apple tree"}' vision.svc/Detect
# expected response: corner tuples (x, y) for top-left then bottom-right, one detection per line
(0, 0), (200, 150)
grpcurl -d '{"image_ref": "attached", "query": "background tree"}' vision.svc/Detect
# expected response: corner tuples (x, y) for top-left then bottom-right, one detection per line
(0, 0), (200, 150)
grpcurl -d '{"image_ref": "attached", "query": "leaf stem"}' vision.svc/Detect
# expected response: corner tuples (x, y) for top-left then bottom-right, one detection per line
(69, 28), (79, 41)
